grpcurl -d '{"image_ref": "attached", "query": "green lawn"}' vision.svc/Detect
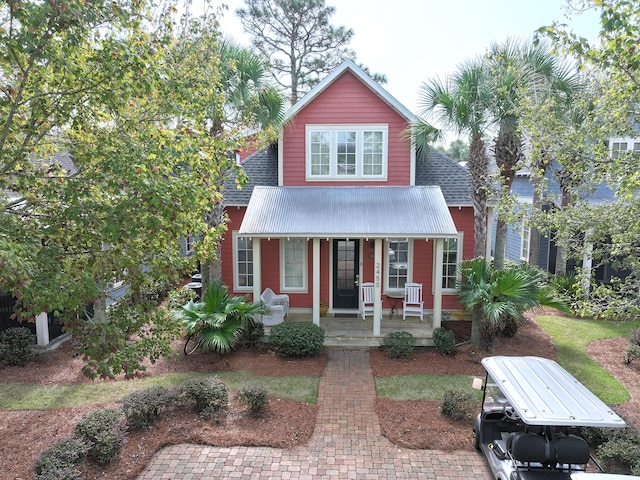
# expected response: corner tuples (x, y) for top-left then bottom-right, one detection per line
(0, 371), (318, 410)
(375, 373), (477, 400)
(535, 315), (639, 405)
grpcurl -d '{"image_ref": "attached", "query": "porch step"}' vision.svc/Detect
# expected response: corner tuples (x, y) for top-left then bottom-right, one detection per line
(323, 336), (435, 348)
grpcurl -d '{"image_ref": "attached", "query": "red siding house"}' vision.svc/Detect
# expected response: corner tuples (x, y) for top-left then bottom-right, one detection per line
(222, 60), (477, 338)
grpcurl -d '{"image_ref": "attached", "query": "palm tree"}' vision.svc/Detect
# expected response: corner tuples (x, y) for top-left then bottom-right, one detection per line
(413, 58), (493, 258)
(487, 39), (581, 270)
(199, 39), (286, 289)
(458, 258), (567, 348)
(174, 282), (268, 354)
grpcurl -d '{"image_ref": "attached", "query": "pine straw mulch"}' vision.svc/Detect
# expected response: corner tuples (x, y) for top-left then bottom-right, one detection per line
(1, 313), (639, 479)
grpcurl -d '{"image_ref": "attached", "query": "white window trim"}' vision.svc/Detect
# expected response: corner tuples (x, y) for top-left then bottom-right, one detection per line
(280, 238), (308, 293)
(305, 124), (388, 181)
(384, 238), (413, 296)
(520, 225), (531, 262)
(232, 231), (253, 292)
(610, 137), (640, 158)
(185, 234), (195, 256)
(437, 233), (463, 294)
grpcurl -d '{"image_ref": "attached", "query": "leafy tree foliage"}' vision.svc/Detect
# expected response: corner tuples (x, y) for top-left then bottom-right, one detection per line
(0, 1), (279, 376)
(437, 139), (469, 162)
(236, 0), (386, 104)
(533, 0), (640, 316)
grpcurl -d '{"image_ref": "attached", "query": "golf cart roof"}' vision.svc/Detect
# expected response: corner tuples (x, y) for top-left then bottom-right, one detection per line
(481, 356), (626, 427)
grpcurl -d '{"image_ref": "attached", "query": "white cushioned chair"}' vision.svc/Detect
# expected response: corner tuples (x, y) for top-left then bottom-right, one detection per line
(260, 288), (290, 326)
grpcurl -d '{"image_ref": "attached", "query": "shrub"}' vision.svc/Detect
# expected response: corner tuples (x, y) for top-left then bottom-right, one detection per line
(268, 322), (325, 358)
(35, 437), (88, 480)
(0, 326), (35, 366)
(381, 331), (416, 359)
(120, 386), (180, 430)
(182, 376), (228, 418)
(597, 433), (640, 475)
(625, 345), (640, 365)
(629, 327), (640, 347)
(441, 389), (477, 421)
(166, 286), (197, 310)
(237, 384), (269, 418)
(74, 408), (123, 466)
(241, 319), (265, 348)
(499, 316), (520, 338)
(432, 327), (456, 355)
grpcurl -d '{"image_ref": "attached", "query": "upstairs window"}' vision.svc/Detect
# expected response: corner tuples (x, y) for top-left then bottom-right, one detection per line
(611, 139), (640, 159)
(306, 125), (387, 180)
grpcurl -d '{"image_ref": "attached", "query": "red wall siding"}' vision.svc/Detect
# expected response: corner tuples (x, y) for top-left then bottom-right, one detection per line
(282, 71), (412, 186)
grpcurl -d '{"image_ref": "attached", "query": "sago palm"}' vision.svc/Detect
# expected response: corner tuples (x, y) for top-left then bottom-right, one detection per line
(174, 282), (268, 354)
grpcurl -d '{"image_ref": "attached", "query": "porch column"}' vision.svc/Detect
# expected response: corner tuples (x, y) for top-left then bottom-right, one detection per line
(252, 238), (262, 304)
(582, 229), (594, 298)
(312, 238), (320, 326)
(35, 312), (49, 346)
(373, 238), (383, 336)
(433, 238), (444, 330)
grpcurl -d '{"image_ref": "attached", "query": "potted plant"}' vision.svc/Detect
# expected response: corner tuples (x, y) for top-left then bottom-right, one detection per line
(319, 301), (328, 317)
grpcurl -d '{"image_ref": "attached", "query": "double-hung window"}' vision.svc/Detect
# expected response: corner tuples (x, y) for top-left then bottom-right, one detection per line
(611, 139), (640, 159)
(440, 234), (463, 292)
(281, 238), (307, 292)
(307, 125), (387, 180)
(386, 239), (411, 292)
(233, 233), (253, 292)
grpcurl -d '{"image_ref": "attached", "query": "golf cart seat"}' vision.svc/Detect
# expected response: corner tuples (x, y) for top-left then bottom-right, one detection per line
(508, 432), (548, 464)
(554, 434), (590, 469)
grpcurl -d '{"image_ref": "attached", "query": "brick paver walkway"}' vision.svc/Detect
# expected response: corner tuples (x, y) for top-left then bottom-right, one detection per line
(137, 349), (492, 479)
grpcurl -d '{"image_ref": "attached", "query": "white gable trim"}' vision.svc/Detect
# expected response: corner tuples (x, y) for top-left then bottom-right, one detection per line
(283, 60), (417, 124)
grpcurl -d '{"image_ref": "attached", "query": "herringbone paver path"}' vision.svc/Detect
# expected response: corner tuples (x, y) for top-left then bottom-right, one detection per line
(137, 349), (492, 479)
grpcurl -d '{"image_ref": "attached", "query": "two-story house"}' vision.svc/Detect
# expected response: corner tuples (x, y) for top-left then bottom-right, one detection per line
(221, 60), (478, 340)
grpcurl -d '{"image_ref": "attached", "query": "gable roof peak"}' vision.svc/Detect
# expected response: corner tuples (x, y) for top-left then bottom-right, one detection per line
(284, 59), (417, 123)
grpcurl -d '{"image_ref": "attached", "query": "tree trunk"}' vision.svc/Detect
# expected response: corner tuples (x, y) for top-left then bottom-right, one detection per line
(554, 188), (572, 276)
(467, 133), (489, 259)
(492, 127), (522, 270)
(470, 306), (483, 348)
(493, 219), (508, 270)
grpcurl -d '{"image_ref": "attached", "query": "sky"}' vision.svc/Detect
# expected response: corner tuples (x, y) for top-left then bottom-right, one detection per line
(212, 0), (601, 142)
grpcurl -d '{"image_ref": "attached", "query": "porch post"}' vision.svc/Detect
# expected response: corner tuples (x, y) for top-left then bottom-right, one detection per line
(252, 238), (262, 304)
(433, 238), (444, 330)
(312, 238), (320, 326)
(35, 312), (49, 346)
(582, 229), (593, 299)
(373, 238), (382, 336)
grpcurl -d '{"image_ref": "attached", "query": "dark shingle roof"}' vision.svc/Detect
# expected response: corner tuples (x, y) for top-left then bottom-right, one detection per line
(223, 144), (278, 206)
(224, 143), (472, 207)
(415, 146), (472, 206)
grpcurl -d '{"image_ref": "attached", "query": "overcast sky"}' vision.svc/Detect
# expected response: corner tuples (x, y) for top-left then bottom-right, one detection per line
(213, 0), (601, 143)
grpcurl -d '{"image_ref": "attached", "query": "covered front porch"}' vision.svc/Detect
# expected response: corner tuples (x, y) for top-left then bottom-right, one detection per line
(240, 186), (460, 338)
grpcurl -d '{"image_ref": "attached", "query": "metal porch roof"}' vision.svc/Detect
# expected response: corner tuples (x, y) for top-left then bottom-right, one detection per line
(238, 186), (457, 238)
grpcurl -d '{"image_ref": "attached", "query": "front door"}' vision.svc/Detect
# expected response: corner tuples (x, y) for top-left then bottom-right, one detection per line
(333, 239), (360, 309)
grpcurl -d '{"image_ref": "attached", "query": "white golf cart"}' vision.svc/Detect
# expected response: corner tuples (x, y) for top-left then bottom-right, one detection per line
(473, 356), (640, 480)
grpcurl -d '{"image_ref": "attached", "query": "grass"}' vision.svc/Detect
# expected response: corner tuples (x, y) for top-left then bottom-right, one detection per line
(375, 374), (476, 401)
(0, 371), (318, 410)
(535, 315), (639, 405)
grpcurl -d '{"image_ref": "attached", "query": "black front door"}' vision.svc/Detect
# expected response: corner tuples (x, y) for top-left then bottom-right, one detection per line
(333, 239), (359, 309)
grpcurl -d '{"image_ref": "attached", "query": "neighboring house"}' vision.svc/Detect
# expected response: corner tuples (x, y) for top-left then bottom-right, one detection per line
(221, 60), (484, 337)
(0, 151), (130, 347)
(495, 137), (637, 284)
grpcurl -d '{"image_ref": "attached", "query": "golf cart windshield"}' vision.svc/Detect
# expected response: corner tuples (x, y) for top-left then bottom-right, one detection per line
(481, 356), (626, 427)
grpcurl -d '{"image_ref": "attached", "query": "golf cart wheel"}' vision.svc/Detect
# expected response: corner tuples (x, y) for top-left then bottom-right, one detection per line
(472, 421), (481, 450)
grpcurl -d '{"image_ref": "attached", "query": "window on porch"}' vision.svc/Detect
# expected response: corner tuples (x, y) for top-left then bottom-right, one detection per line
(233, 233), (253, 292)
(441, 234), (463, 292)
(281, 238), (307, 292)
(386, 239), (411, 293)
